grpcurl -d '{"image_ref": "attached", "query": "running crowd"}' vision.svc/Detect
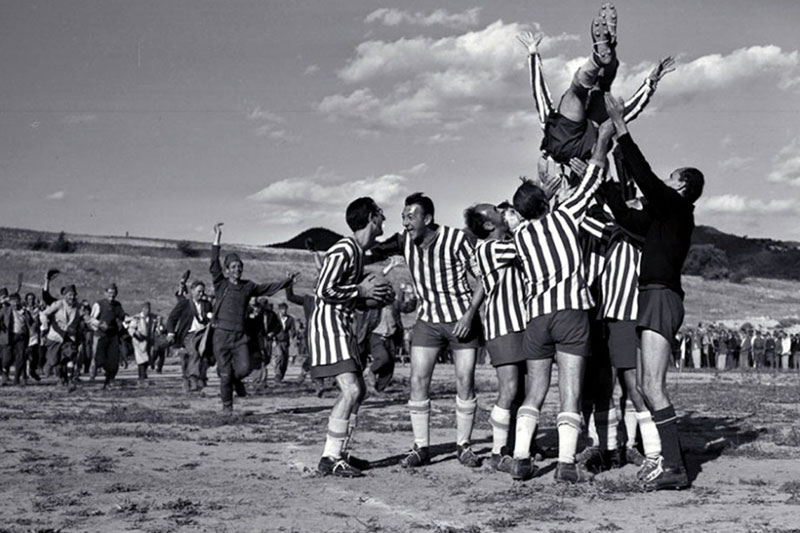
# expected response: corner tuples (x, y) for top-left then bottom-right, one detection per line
(2, 4), (735, 492)
(676, 324), (800, 371)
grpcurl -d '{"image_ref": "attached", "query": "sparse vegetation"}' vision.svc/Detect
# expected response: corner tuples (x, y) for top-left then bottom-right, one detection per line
(176, 240), (198, 257)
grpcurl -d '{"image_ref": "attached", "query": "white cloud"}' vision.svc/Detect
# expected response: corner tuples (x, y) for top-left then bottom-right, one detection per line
(247, 167), (409, 209)
(247, 107), (299, 142)
(767, 138), (800, 186)
(697, 194), (797, 214)
(420, 133), (463, 144)
(304, 64), (320, 75)
(364, 7), (481, 30)
(46, 190), (66, 201)
(402, 163), (428, 175)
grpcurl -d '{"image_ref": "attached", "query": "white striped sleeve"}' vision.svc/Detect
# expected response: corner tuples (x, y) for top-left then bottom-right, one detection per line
(561, 163), (605, 222)
(529, 52), (553, 128)
(315, 247), (359, 304)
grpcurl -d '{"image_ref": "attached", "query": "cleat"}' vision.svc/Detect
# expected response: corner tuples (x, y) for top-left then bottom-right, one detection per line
(318, 456), (364, 478)
(625, 446), (646, 467)
(637, 455), (663, 482)
(590, 16), (613, 65)
(510, 457), (537, 481)
(598, 3), (618, 45)
(576, 446), (602, 464)
(642, 466), (689, 491)
(457, 444), (481, 468)
(554, 461), (594, 483)
(490, 453), (514, 473)
(400, 444), (430, 468)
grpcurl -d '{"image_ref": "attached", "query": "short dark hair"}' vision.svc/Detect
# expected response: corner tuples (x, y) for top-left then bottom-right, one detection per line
(190, 280), (205, 290)
(677, 167), (704, 204)
(463, 205), (491, 239)
(405, 192), (435, 219)
(278, 302), (288, 309)
(24, 292), (36, 301)
(513, 179), (549, 221)
(346, 197), (379, 232)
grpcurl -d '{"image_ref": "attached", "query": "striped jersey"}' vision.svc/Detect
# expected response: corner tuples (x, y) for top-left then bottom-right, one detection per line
(581, 208), (641, 321)
(404, 226), (476, 323)
(513, 163), (605, 319)
(309, 236), (363, 368)
(475, 239), (527, 340)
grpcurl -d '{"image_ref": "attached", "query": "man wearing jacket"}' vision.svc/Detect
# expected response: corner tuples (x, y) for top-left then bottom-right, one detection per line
(167, 280), (212, 392)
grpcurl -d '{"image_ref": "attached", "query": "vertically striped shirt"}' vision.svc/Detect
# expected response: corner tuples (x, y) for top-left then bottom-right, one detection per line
(310, 236), (363, 368)
(581, 209), (641, 321)
(513, 164), (605, 319)
(403, 226), (476, 323)
(475, 239), (527, 340)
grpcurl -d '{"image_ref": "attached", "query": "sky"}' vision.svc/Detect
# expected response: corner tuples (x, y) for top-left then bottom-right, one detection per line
(2, 0), (800, 245)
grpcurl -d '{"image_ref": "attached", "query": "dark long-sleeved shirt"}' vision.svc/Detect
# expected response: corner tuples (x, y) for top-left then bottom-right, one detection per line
(606, 134), (695, 298)
(210, 245), (292, 332)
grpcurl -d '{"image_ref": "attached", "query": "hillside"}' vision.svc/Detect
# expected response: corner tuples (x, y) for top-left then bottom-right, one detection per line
(691, 225), (800, 281)
(269, 227), (343, 251)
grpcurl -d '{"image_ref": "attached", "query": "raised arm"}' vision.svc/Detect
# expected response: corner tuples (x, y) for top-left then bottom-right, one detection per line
(252, 272), (298, 299)
(210, 223), (225, 286)
(517, 31), (553, 127)
(559, 120), (614, 221)
(284, 283), (306, 307)
(621, 56), (675, 123)
(599, 182), (652, 239)
(366, 232), (404, 264)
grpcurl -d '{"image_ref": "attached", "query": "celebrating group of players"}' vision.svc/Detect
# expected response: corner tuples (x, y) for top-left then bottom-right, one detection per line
(293, 4), (704, 491)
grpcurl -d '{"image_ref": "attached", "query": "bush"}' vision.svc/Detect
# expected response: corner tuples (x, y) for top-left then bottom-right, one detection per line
(729, 270), (748, 284)
(50, 232), (76, 253)
(683, 244), (730, 280)
(176, 240), (198, 258)
(29, 236), (49, 251)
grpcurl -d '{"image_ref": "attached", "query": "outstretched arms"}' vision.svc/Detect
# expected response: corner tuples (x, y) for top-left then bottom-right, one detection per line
(517, 31), (553, 128)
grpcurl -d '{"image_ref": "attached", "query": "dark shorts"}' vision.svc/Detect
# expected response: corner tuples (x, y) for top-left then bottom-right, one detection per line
(636, 287), (685, 347)
(523, 309), (590, 360)
(411, 318), (481, 350)
(606, 319), (637, 370)
(540, 112), (598, 165)
(486, 331), (526, 367)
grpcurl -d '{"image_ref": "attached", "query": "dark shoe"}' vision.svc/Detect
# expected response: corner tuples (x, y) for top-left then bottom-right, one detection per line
(399, 444), (430, 468)
(342, 452), (370, 471)
(554, 461), (594, 483)
(221, 404), (233, 413)
(318, 456), (364, 478)
(637, 455), (662, 482)
(598, 2), (618, 45)
(456, 444), (480, 468)
(490, 449), (513, 473)
(30, 372), (41, 382)
(603, 448), (623, 470)
(625, 446), (646, 467)
(591, 15), (613, 65)
(642, 466), (689, 491)
(510, 457), (537, 481)
(576, 446), (603, 473)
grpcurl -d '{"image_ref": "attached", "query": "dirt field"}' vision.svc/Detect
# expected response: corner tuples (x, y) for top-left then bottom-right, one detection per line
(1, 360), (799, 533)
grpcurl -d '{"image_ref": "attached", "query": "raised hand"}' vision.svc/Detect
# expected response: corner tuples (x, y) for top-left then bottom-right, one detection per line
(649, 56), (676, 85)
(604, 93), (626, 126)
(516, 31), (543, 55)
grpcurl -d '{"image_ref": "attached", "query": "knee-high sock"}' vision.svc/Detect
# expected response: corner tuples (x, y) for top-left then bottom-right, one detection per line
(594, 409), (618, 451)
(408, 399), (431, 448)
(490, 405), (511, 454)
(342, 413), (358, 455)
(636, 410), (661, 459)
(512, 406), (539, 459)
(557, 412), (583, 464)
(322, 417), (349, 459)
(624, 400), (638, 448)
(455, 396), (478, 446)
(652, 405), (683, 469)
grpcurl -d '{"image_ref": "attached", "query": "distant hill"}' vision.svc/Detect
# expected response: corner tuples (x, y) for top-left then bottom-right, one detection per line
(269, 227), (343, 251)
(691, 225), (800, 281)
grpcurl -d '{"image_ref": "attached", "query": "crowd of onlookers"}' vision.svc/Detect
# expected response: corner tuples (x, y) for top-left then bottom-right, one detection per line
(675, 323), (800, 371)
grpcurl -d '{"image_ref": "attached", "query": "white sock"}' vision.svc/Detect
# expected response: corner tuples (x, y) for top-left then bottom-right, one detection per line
(455, 396), (478, 446)
(409, 399), (431, 448)
(636, 410), (662, 459)
(557, 412), (582, 464)
(624, 400), (638, 448)
(322, 417), (349, 459)
(586, 412), (599, 448)
(512, 406), (539, 459)
(594, 409), (618, 451)
(490, 405), (511, 454)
